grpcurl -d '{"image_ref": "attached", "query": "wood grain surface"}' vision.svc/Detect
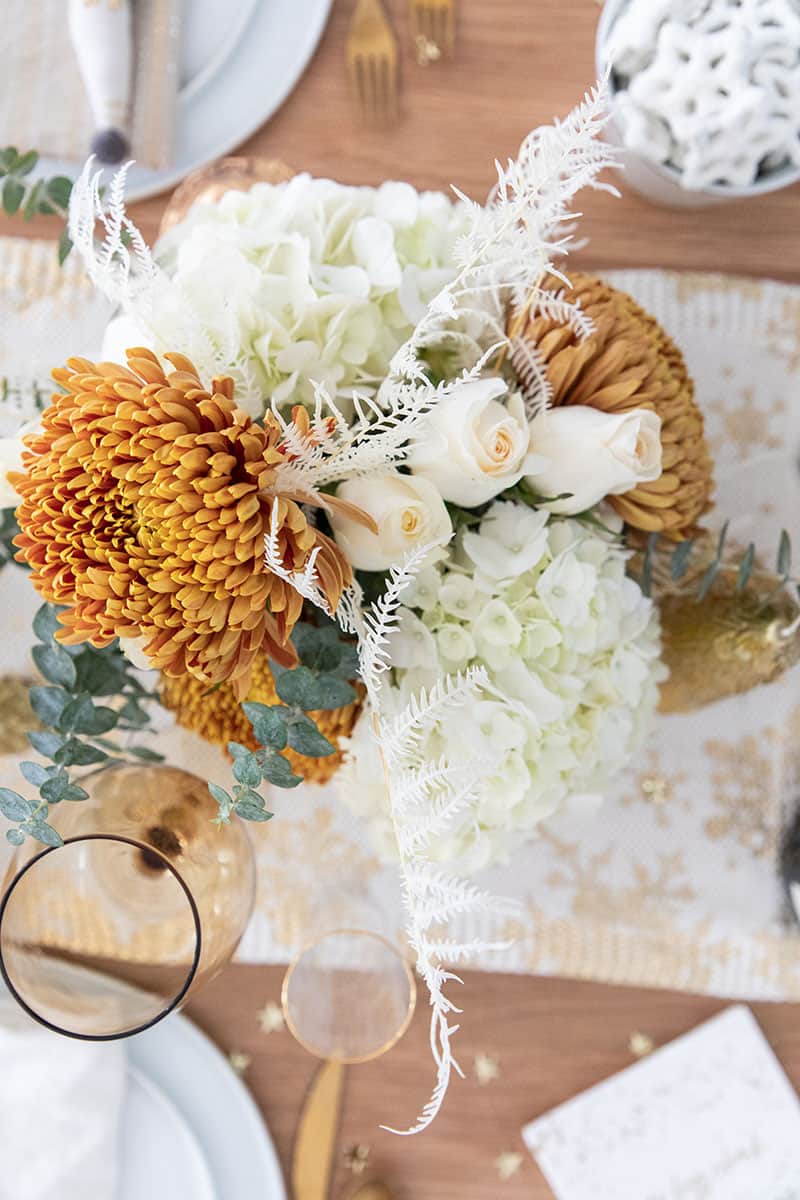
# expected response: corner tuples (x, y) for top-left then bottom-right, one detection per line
(4, 2), (800, 1195)
(19, 0), (794, 281)
(188, 964), (800, 1200)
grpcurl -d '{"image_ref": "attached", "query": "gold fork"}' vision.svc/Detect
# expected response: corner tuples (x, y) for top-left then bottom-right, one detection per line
(346, 0), (399, 124)
(410, 0), (455, 58)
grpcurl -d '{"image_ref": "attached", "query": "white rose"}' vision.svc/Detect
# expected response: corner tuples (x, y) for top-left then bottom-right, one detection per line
(526, 406), (662, 515)
(330, 470), (453, 572)
(408, 377), (532, 506)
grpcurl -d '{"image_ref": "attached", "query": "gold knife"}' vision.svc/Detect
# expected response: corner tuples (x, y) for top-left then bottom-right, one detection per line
(291, 1058), (345, 1200)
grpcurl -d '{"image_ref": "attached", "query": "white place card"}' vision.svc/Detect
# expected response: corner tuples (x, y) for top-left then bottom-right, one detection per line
(523, 1006), (800, 1200)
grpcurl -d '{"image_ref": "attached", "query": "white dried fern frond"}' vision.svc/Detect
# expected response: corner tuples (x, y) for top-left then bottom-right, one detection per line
(329, 548), (514, 1135)
(510, 335), (554, 419)
(69, 159), (156, 302)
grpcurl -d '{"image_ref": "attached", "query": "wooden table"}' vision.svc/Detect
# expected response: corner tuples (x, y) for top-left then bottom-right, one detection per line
(3, 1), (799, 1195)
(113, 0), (800, 279)
(188, 966), (800, 1199)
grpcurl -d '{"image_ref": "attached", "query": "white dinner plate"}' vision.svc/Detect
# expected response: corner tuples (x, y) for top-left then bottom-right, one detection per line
(126, 1010), (287, 1200)
(119, 1068), (216, 1200)
(36, 0), (333, 202)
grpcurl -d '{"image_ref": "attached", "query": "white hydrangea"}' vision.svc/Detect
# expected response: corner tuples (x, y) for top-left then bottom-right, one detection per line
(336, 501), (666, 870)
(146, 175), (471, 418)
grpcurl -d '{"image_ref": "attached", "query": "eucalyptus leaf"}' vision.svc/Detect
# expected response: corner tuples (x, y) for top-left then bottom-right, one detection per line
(32, 642), (77, 689)
(22, 178), (44, 221)
(312, 675), (356, 710)
(53, 738), (108, 767)
(6, 828), (25, 846)
(127, 746), (164, 763)
(287, 720), (336, 758)
(61, 783), (89, 802)
(25, 819), (62, 847)
(736, 543), (756, 593)
(33, 604), (61, 643)
(232, 752), (261, 788)
(697, 561), (720, 603)
(234, 796), (273, 822)
(58, 230), (73, 266)
(118, 698), (148, 727)
(0, 789), (33, 821)
(261, 753), (303, 789)
(29, 684), (70, 726)
(75, 651), (126, 696)
(62, 696), (118, 736)
(19, 761), (49, 787)
(27, 730), (64, 759)
(40, 770), (69, 803)
(778, 529), (792, 579)
(208, 782), (231, 808)
(273, 666), (322, 709)
(670, 538), (694, 582)
(44, 175), (72, 211)
(14, 150), (38, 176)
(2, 178), (24, 215)
(242, 702), (288, 751)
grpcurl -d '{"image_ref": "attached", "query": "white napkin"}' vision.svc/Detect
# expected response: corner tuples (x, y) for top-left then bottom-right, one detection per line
(523, 1006), (800, 1200)
(0, 999), (125, 1200)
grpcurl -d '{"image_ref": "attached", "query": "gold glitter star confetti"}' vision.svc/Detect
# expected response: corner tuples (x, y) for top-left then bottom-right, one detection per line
(256, 1002), (285, 1035)
(495, 1151), (524, 1181)
(629, 1031), (656, 1058)
(228, 1050), (251, 1075)
(343, 1144), (371, 1175)
(415, 33), (442, 65)
(473, 1052), (500, 1086)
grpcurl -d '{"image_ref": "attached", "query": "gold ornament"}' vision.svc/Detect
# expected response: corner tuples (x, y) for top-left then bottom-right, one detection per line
(158, 157), (295, 236)
(513, 273), (714, 541)
(641, 537), (800, 713)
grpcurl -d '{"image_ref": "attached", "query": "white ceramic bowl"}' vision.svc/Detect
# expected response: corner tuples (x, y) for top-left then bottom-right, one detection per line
(596, 0), (800, 207)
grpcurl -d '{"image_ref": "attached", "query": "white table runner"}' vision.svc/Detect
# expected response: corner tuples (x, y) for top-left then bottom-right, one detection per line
(1, 237), (799, 998)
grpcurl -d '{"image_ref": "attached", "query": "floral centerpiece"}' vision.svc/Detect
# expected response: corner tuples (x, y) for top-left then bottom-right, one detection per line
(1, 81), (797, 1131)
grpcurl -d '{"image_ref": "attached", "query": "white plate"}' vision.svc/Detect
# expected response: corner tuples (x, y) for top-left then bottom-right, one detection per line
(37, 0), (333, 202)
(120, 1068), (216, 1200)
(126, 1010), (287, 1200)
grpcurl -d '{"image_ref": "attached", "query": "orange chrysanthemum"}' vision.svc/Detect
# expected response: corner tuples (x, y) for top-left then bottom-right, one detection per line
(514, 273), (714, 541)
(12, 349), (352, 695)
(161, 651), (363, 785)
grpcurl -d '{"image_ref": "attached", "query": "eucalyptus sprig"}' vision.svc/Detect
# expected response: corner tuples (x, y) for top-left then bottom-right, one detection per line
(0, 147), (73, 263)
(209, 620), (359, 826)
(637, 524), (796, 602)
(0, 603), (163, 848)
(0, 509), (20, 573)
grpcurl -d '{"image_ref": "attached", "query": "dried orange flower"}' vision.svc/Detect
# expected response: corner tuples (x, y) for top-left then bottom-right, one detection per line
(160, 650), (363, 785)
(12, 349), (352, 695)
(513, 273), (714, 541)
